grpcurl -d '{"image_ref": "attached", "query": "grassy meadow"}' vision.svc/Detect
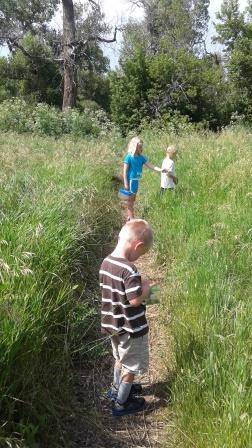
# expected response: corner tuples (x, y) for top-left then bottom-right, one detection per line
(1, 126), (252, 447)
(139, 127), (252, 447)
(0, 133), (121, 446)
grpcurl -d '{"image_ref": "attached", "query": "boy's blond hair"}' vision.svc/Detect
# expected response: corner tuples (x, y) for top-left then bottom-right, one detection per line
(128, 137), (143, 156)
(166, 145), (177, 156)
(119, 219), (153, 247)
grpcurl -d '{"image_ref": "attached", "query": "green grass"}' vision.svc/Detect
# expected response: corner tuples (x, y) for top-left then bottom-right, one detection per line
(0, 133), (121, 447)
(139, 127), (252, 447)
(2, 126), (252, 447)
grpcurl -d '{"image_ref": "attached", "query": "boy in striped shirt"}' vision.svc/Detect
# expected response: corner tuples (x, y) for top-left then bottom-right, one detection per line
(99, 219), (153, 416)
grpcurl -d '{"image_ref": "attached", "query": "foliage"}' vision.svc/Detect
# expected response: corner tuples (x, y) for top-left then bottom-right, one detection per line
(120, 20), (149, 63)
(139, 110), (198, 135)
(0, 97), (33, 133)
(110, 49), (232, 134)
(0, 34), (62, 106)
(0, 0), (114, 110)
(110, 48), (150, 135)
(0, 132), (121, 446)
(147, 50), (232, 128)
(0, 0), (59, 40)
(138, 127), (252, 448)
(0, 0), (251, 129)
(213, 0), (252, 123)
(77, 69), (111, 112)
(0, 98), (115, 137)
(111, 0), (252, 132)
(229, 34), (252, 121)
(124, 0), (210, 56)
(213, 0), (245, 53)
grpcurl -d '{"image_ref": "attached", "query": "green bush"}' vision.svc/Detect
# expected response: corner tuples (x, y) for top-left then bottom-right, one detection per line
(33, 103), (65, 136)
(139, 110), (197, 135)
(0, 98), (33, 133)
(110, 49), (232, 135)
(0, 98), (115, 138)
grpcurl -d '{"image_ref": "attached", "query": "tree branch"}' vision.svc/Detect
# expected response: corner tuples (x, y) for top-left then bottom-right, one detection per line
(1, 25), (119, 66)
(6, 38), (64, 63)
(88, 0), (100, 9)
(96, 27), (118, 43)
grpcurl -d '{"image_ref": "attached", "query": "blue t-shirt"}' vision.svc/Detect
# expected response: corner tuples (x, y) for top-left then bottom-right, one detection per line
(123, 154), (148, 180)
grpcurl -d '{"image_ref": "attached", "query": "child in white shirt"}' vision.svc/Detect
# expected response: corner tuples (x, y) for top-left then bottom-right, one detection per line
(160, 145), (178, 192)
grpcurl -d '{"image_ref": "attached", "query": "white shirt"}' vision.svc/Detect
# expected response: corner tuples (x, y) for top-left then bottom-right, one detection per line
(161, 157), (175, 189)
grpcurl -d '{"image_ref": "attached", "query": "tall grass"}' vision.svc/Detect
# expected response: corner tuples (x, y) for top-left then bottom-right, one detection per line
(139, 127), (252, 447)
(2, 126), (251, 447)
(0, 133), (121, 446)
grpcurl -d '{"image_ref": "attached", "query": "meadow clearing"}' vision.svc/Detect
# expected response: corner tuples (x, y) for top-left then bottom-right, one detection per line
(140, 127), (252, 447)
(0, 127), (252, 447)
(0, 132), (121, 446)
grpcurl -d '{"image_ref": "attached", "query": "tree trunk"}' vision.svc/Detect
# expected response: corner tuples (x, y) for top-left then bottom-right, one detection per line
(62, 0), (76, 109)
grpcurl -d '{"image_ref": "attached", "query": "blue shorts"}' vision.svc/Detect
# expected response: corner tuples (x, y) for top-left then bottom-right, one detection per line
(129, 179), (139, 194)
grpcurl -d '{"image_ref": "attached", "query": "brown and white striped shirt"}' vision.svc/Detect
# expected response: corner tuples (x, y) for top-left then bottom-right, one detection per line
(99, 255), (149, 338)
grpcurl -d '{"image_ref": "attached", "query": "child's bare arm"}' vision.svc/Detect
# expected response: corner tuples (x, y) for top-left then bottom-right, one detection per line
(144, 162), (166, 173)
(123, 163), (129, 189)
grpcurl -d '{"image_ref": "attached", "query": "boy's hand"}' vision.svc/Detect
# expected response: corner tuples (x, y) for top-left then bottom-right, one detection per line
(161, 169), (168, 173)
(141, 278), (151, 298)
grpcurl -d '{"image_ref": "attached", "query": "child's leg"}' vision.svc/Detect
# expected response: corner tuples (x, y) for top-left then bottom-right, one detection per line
(127, 195), (136, 220)
(116, 371), (135, 405)
(126, 179), (138, 220)
(111, 334), (147, 415)
(112, 334), (135, 404)
(110, 336), (122, 389)
(113, 360), (122, 388)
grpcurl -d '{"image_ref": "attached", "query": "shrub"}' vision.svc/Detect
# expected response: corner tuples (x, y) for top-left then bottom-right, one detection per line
(33, 103), (64, 136)
(0, 98), (33, 133)
(0, 98), (115, 138)
(139, 110), (196, 135)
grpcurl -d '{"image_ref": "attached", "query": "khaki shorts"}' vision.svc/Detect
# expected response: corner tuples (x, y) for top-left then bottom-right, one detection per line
(110, 332), (149, 375)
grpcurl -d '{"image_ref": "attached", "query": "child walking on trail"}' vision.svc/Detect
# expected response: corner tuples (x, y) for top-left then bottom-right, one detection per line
(160, 145), (178, 192)
(99, 219), (153, 416)
(123, 136), (165, 220)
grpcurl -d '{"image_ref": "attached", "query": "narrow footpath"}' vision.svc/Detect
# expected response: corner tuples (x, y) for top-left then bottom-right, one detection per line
(59, 251), (174, 448)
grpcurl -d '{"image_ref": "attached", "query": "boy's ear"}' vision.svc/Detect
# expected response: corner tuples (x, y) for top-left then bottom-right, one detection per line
(134, 240), (144, 250)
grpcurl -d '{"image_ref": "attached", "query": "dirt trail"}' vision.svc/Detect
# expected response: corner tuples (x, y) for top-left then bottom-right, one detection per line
(58, 251), (173, 448)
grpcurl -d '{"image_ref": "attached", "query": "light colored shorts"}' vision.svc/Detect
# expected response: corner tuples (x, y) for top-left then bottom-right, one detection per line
(110, 332), (149, 375)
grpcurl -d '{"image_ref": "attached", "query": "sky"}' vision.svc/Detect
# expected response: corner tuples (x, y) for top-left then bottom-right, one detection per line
(101, 0), (248, 24)
(0, 0), (249, 62)
(99, 0), (249, 68)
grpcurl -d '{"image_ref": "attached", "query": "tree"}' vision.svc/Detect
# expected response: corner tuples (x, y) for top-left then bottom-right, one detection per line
(127, 0), (210, 55)
(213, 0), (245, 53)
(119, 20), (148, 63)
(111, 0), (232, 133)
(0, 33), (62, 105)
(62, 0), (76, 108)
(110, 47), (231, 133)
(57, 0), (118, 108)
(110, 48), (150, 134)
(213, 1), (252, 120)
(0, 0), (118, 109)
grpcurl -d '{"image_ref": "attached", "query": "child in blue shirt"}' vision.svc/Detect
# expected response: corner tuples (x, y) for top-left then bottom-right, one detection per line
(123, 136), (164, 220)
